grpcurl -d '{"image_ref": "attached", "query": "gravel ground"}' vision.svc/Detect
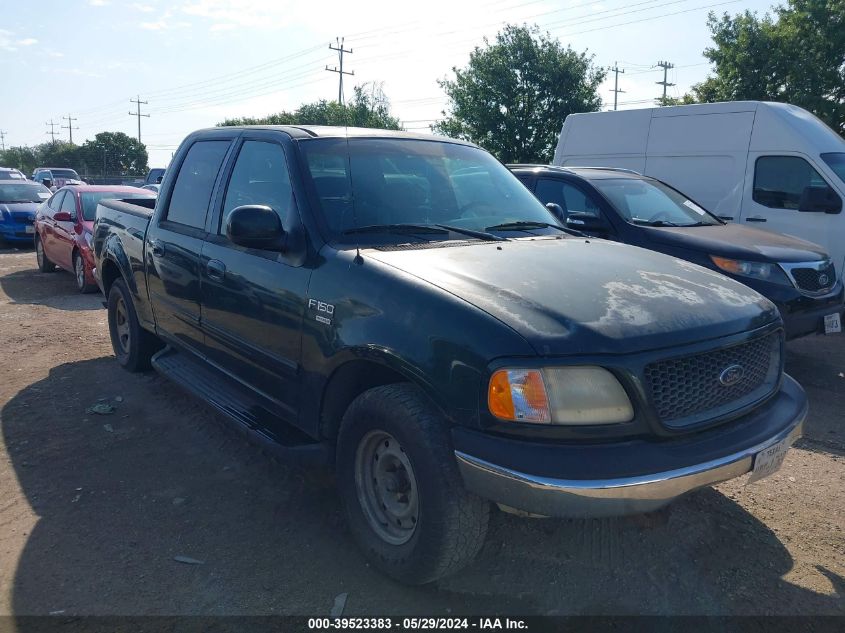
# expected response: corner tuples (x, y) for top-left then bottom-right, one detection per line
(0, 246), (842, 617)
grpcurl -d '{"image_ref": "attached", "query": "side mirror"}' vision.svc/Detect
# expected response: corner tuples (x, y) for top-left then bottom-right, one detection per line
(799, 186), (842, 214)
(545, 202), (565, 222)
(53, 211), (73, 222)
(226, 205), (286, 250)
(566, 212), (608, 233)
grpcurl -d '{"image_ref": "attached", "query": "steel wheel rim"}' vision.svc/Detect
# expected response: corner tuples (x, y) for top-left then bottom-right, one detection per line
(114, 296), (131, 354)
(75, 257), (84, 288)
(354, 430), (419, 545)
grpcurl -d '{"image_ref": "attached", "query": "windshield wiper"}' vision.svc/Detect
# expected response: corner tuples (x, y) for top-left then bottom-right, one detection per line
(485, 220), (583, 237)
(434, 224), (505, 241)
(342, 223), (449, 237)
(633, 219), (680, 227)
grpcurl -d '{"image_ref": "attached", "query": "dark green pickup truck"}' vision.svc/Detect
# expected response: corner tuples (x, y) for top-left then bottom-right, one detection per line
(93, 126), (806, 584)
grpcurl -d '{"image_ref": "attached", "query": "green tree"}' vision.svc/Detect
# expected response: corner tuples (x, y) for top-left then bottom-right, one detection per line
(0, 145), (39, 175)
(693, 0), (845, 134)
(219, 83), (401, 129)
(77, 132), (149, 177)
(433, 24), (605, 163)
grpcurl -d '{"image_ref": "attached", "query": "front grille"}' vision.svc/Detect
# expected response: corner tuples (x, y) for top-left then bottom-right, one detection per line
(790, 263), (836, 292)
(644, 332), (782, 427)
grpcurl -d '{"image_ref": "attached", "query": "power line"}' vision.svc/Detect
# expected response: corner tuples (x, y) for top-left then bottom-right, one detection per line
(609, 62), (625, 110)
(129, 95), (150, 143)
(656, 60), (675, 102)
(62, 115), (79, 144)
(45, 120), (59, 143)
(326, 37), (354, 104)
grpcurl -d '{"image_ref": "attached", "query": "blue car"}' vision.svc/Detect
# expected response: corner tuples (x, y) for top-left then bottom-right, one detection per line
(0, 181), (52, 244)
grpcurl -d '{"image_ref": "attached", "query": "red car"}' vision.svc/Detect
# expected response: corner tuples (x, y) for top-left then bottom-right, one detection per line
(34, 185), (154, 293)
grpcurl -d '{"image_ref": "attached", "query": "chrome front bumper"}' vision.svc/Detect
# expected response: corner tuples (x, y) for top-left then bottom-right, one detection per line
(456, 405), (806, 519)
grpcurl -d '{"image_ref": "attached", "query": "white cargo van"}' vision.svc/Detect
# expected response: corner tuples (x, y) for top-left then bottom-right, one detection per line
(553, 101), (845, 275)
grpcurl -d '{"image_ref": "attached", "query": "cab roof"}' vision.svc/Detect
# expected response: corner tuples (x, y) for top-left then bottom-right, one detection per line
(190, 125), (477, 146)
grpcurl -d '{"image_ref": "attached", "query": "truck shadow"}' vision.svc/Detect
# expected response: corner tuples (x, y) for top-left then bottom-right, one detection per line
(0, 268), (103, 312)
(2, 358), (842, 619)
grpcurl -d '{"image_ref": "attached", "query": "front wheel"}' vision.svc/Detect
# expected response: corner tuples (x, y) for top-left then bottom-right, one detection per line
(336, 384), (490, 584)
(35, 236), (55, 272)
(107, 278), (161, 371)
(73, 252), (96, 293)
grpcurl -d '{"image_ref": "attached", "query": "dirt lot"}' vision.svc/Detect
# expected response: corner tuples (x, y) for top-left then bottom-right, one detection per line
(0, 246), (843, 617)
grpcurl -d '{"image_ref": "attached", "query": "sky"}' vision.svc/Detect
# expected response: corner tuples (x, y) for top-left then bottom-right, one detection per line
(0, 0), (777, 169)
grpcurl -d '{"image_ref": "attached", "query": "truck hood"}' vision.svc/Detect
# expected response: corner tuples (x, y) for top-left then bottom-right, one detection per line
(642, 224), (828, 263)
(366, 238), (779, 356)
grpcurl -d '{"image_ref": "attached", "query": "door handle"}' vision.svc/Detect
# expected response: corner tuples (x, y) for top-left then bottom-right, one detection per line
(745, 217), (767, 223)
(206, 259), (226, 281)
(150, 239), (165, 257)
(718, 216), (734, 221)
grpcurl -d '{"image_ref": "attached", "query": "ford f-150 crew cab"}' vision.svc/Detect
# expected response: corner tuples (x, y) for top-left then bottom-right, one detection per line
(93, 126), (807, 584)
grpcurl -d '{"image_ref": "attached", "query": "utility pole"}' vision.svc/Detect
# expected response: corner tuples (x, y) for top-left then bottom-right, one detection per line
(129, 95), (150, 143)
(609, 62), (625, 111)
(655, 60), (675, 104)
(62, 114), (79, 144)
(45, 120), (59, 143)
(326, 37), (354, 104)
(0, 130), (6, 152)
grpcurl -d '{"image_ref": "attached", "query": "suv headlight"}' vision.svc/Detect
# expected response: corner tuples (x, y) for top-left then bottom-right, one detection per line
(488, 366), (634, 425)
(710, 256), (790, 284)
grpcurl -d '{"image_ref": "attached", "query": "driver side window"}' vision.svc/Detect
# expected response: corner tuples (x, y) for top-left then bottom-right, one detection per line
(48, 191), (65, 212)
(535, 179), (601, 218)
(221, 141), (293, 235)
(61, 190), (77, 218)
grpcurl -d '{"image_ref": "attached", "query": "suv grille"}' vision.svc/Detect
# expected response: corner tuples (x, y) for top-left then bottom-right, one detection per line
(790, 262), (836, 292)
(644, 332), (782, 428)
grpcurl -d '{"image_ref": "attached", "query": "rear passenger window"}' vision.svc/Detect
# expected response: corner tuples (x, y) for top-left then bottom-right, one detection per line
(753, 156), (833, 210)
(535, 179), (601, 217)
(221, 141), (293, 234)
(165, 140), (230, 229)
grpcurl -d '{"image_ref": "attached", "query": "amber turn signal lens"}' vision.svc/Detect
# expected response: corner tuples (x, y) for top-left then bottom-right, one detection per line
(488, 370), (515, 420)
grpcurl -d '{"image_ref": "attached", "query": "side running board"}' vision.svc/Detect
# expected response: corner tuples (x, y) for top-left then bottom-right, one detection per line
(152, 346), (330, 465)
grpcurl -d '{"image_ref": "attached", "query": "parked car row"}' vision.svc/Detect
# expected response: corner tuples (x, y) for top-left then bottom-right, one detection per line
(88, 124), (816, 585)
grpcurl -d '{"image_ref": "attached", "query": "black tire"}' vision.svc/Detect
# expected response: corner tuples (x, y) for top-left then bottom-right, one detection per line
(337, 383), (490, 584)
(35, 236), (55, 272)
(73, 252), (96, 293)
(107, 278), (161, 372)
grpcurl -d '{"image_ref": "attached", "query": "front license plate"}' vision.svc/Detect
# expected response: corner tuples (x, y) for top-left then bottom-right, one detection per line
(25, 225), (35, 234)
(748, 436), (793, 484)
(824, 312), (842, 334)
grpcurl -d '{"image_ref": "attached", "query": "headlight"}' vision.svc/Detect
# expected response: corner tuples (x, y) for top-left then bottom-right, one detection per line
(710, 256), (790, 284)
(488, 366), (634, 425)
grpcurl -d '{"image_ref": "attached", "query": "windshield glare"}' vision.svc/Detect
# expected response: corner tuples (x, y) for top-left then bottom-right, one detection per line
(0, 183), (52, 203)
(300, 138), (556, 242)
(81, 191), (152, 220)
(821, 153), (845, 186)
(591, 178), (720, 226)
(50, 169), (80, 179)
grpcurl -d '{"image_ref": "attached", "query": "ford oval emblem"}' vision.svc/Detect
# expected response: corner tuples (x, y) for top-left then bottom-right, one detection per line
(818, 273), (830, 287)
(719, 364), (745, 387)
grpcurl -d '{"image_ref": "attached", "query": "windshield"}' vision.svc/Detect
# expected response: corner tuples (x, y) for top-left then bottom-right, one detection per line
(821, 153), (845, 186)
(81, 191), (153, 220)
(300, 138), (557, 243)
(51, 169), (80, 180)
(591, 178), (720, 227)
(0, 182), (52, 203)
(0, 171), (24, 180)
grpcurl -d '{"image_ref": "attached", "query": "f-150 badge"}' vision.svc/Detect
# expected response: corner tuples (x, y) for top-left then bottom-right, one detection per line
(308, 299), (335, 325)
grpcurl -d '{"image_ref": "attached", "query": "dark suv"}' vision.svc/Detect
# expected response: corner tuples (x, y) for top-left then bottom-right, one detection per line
(510, 165), (844, 340)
